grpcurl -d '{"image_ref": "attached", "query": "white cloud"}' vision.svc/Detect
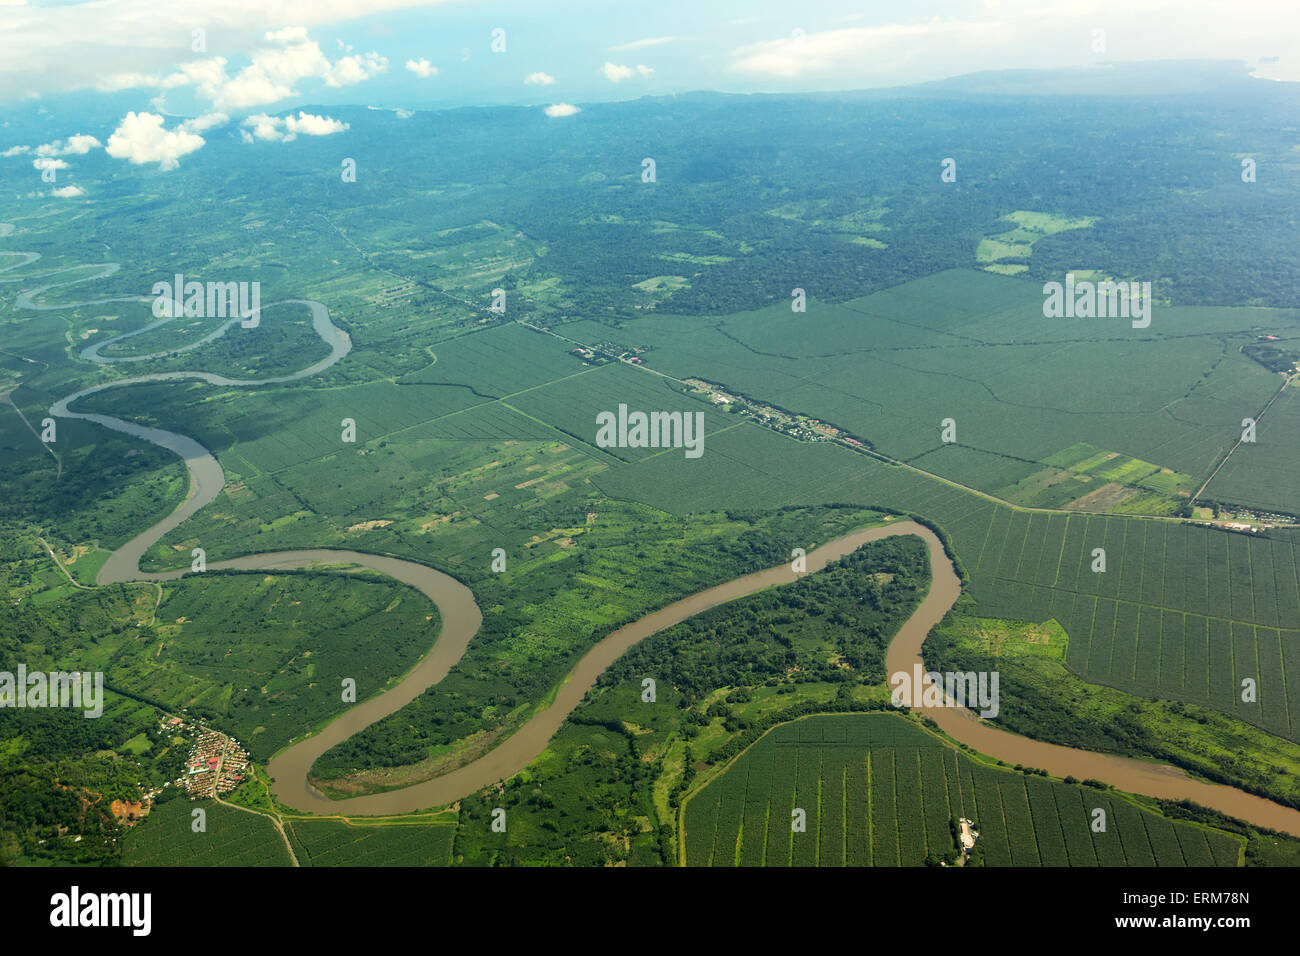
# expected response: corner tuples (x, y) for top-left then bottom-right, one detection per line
(602, 62), (653, 82)
(50, 185), (85, 197)
(241, 110), (349, 142)
(242, 114), (285, 141)
(265, 26), (309, 43)
(524, 71), (555, 86)
(544, 103), (580, 118)
(170, 58), (230, 101)
(32, 157), (68, 172)
(405, 57), (438, 78)
(286, 111), (348, 135)
(105, 112), (205, 171)
(728, 22), (990, 79)
(88, 31), (387, 111)
(610, 36), (691, 51)
(217, 69), (293, 109)
(2, 145), (29, 157)
(720, 13), (1111, 81)
(180, 113), (229, 133)
(325, 51), (387, 86)
(0, 2), (460, 101)
(94, 72), (164, 92)
(35, 134), (101, 157)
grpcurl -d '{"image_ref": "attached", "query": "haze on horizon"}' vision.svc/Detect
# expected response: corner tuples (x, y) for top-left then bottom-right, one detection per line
(0, 1), (1295, 194)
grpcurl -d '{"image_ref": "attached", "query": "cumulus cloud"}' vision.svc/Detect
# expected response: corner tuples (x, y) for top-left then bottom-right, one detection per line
(601, 62), (634, 82)
(265, 26), (309, 43)
(2, 145), (30, 157)
(35, 134), (101, 157)
(105, 112), (206, 171)
(169, 58), (231, 101)
(90, 30), (387, 111)
(286, 111), (348, 135)
(325, 51), (387, 86)
(179, 112), (229, 133)
(405, 57), (438, 78)
(524, 71), (555, 86)
(241, 110), (349, 143)
(32, 157), (68, 172)
(544, 103), (580, 118)
(602, 62), (653, 82)
(50, 185), (85, 197)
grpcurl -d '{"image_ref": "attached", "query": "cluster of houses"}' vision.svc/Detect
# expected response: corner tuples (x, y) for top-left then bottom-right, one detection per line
(681, 376), (862, 446)
(569, 341), (649, 366)
(178, 724), (250, 799)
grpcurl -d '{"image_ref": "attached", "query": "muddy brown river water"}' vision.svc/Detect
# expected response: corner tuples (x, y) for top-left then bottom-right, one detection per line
(22, 227), (1300, 834)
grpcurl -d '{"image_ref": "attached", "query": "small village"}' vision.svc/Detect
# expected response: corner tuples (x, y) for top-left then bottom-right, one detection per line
(181, 724), (250, 799)
(681, 377), (865, 446)
(568, 340), (647, 366)
(142, 716), (251, 801)
(1194, 505), (1300, 534)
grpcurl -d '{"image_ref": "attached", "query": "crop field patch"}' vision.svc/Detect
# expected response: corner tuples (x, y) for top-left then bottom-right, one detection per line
(288, 820), (455, 866)
(123, 800), (291, 867)
(681, 714), (1240, 866)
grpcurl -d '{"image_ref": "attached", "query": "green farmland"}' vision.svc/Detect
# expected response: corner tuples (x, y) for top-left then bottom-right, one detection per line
(5, 68), (1300, 872)
(287, 819), (455, 866)
(123, 800), (291, 867)
(682, 714), (1243, 867)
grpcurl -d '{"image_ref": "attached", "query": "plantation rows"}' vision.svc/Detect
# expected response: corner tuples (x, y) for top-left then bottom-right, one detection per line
(396, 323), (584, 397)
(940, 504), (1300, 742)
(682, 715), (1242, 867)
(565, 270), (1289, 498)
(123, 801), (291, 867)
(288, 820), (455, 866)
(602, 435), (1300, 745)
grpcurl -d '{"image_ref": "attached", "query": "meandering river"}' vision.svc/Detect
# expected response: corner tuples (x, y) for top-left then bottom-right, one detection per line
(12, 224), (1300, 836)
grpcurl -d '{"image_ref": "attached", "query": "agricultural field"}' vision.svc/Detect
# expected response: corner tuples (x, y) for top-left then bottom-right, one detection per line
(1204, 387), (1300, 515)
(287, 819), (455, 866)
(928, 614), (1300, 810)
(560, 267), (1296, 507)
(681, 714), (1244, 867)
(596, 423), (1300, 749)
(123, 800), (291, 867)
(102, 571), (440, 759)
(5, 63), (1300, 878)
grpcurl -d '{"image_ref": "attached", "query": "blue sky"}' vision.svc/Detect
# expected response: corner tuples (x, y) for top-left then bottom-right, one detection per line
(3, 0), (1295, 111)
(0, 0), (1294, 178)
